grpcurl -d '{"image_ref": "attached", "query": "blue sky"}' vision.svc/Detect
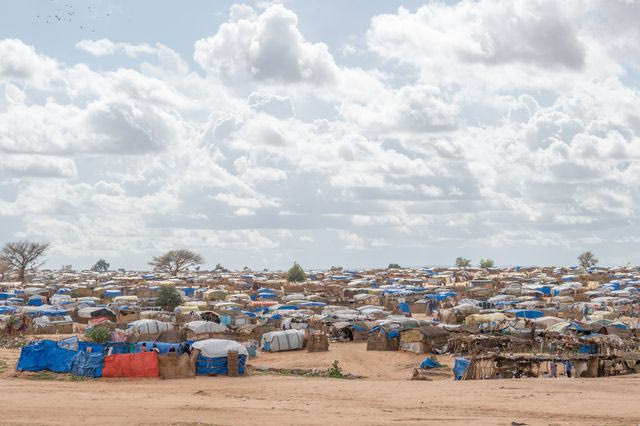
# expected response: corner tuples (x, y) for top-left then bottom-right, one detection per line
(1, 0), (640, 271)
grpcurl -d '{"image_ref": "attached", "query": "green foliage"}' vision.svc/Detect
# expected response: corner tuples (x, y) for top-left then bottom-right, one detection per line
(287, 261), (306, 283)
(157, 284), (182, 311)
(455, 257), (471, 268)
(149, 249), (204, 276)
(91, 259), (110, 272)
(387, 263), (401, 269)
(86, 326), (110, 343)
(578, 251), (598, 268)
(327, 360), (344, 378)
(479, 258), (494, 269)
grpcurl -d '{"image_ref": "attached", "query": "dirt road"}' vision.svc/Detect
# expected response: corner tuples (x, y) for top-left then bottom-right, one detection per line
(1, 342), (639, 425)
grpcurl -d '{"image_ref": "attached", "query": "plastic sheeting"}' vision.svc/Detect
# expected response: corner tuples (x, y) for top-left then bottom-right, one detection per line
(195, 354), (246, 375)
(191, 339), (248, 358)
(453, 357), (470, 380)
(16, 340), (77, 373)
(420, 358), (442, 369)
(184, 321), (228, 334)
(260, 329), (305, 352)
(70, 351), (104, 377)
(127, 319), (174, 335)
(102, 352), (159, 378)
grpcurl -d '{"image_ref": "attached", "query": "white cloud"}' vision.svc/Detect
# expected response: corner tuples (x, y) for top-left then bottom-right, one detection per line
(194, 4), (339, 84)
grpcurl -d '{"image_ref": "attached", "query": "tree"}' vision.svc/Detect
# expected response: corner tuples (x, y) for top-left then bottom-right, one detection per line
(148, 249), (204, 276)
(387, 263), (401, 269)
(287, 261), (306, 282)
(0, 241), (50, 283)
(156, 284), (182, 311)
(214, 263), (228, 272)
(0, 260), (11, 281)
(455, 257), (471, 268)
(91, 259), (110, 272)
(479, 258), (494, 269)
(578, 251), (598, 269)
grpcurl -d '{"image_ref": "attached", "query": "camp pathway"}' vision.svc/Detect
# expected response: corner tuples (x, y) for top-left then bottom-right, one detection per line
(1, 373), (639, 425)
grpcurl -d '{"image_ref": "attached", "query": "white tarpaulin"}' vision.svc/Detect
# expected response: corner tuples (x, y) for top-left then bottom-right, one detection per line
(192, 339), (248, 358)
(261, 329), (305, 352)
(184, 320), (228, 334)
(127, 319), (174, 335)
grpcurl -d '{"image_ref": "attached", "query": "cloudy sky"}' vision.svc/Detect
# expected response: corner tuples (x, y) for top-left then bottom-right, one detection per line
(1, 0), (640, 270)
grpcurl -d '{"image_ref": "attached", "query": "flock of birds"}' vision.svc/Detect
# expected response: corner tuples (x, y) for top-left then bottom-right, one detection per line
(35, 2), (111, 32)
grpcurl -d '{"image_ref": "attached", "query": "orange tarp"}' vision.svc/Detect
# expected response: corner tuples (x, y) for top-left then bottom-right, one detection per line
(102, 352), (159, 378)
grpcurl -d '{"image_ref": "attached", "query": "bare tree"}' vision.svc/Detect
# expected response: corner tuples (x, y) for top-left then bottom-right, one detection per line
(578, 251), (598, 269)
(0, 241), (51, 283)
(148, 249), (204, 276)
(0, 259), (11, 281)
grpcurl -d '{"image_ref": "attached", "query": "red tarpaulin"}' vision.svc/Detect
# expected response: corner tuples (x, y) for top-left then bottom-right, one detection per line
(102, 352), (159, 378)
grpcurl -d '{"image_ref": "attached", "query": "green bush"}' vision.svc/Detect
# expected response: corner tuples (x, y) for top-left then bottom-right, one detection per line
(327, 360), (344, 378)
(86, 326), (110, 343)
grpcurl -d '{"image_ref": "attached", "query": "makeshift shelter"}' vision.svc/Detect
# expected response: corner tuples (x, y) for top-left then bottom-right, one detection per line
(367, 326), (400, 351)
(17, 340), (79, 373)
(399, 325), (450, 354)
(191, 339), (248, 376)
(260, 329), (305, 352)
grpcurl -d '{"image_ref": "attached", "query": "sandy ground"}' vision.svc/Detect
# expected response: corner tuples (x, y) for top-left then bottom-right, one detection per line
(1, 341), (639, 425)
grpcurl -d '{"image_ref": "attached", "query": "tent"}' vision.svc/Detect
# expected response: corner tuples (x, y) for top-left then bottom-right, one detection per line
(184, 321), (228, 334)
(260, 329), (305, 352)
(127, 319), (174, 335)
(191, 339), (248, 375)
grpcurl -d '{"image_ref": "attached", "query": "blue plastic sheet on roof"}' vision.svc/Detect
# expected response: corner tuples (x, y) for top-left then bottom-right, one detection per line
(14, 289), (25, 295)
(258, 288), (276, 293)
(453, 357), (470, 380)
(258, 293), (277, 299)
(242, 310), (256, 318)
(103, 290), (123, 298)
(420, 358), (442, 369)
(276, 305), (298, 311)
(0, 292), (14, 300)
(506, 309), (544, 319)
(387, 329), (400, 340)
(0, 306), (16, 314)
(27, 297), (43, 306)
(330, 275), (350, 281)
(7, 298), (23, 305)
(299, 302), (327, 307)
(56, 288), (71, 294)
(25, 309), (68, 317)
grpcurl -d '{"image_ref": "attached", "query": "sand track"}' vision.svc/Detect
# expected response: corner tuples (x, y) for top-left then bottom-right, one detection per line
(1, 342), (639, 425)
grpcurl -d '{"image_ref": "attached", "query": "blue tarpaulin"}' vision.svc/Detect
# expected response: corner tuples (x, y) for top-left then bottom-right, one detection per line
(506, 309), (544, 319)
(420, 358), (442, 369)
(195, 354), (246, 375)
(453, 357), (470, 380)
(397, 302), (410, 313)
(135, 342), (180, 354)
(70, 351), (104, 377)
(16, 340), (77, 373)
(0, 306), (16, 314)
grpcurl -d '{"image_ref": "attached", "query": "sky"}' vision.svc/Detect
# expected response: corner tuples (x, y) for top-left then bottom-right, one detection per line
(1, 0), (640, 271)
